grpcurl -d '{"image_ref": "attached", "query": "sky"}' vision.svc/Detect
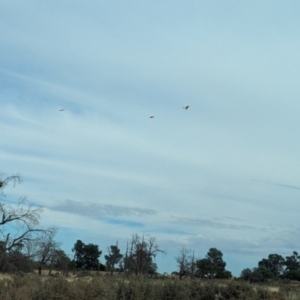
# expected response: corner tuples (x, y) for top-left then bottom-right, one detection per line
(1, 1), (300, 276)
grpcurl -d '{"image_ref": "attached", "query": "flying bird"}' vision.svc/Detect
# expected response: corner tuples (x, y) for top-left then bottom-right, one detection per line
(149, 116), (155, 118)
(183, 105), (190, 110)
(59, 108), (65, 111)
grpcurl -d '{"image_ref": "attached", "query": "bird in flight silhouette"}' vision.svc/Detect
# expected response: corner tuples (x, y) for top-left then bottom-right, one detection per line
(59, 109), (65, 111)
(149, 116), (155, 118)
(183, 105), (190, 110)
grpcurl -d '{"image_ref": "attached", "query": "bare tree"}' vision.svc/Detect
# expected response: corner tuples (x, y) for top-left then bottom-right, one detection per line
(0, 173), (54, 271)
(176, 247), (190, 279)
(123, 234), (165, 276)
(189, 249), (197, 278)
(175, 247), (197, 279)
(34, 228), (61, 275)
(0, 173), (22, 191)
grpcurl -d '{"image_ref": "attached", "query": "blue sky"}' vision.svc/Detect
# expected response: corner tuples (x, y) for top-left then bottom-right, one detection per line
(1, 1), (300, 276)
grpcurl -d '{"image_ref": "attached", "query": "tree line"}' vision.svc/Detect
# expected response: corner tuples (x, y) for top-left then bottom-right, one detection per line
(2, 173), (300, 282)
(71, 234), (162, 277)
(174, 247), (231, 279)
(240, 252), (300, 282)
(0, 173), (163, 276)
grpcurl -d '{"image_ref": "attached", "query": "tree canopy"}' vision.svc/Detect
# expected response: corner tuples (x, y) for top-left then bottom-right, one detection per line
(105, 242), (123, 275)
(196, 248), (230, 279)
(72, 240), (102, 270)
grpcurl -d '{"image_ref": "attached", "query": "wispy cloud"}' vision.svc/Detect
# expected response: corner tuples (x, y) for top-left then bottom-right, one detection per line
(50, 199), (156, 218)
(253, 180), (300, 191)
(170, 216), (256, 231)
(105, 218), (145, 228)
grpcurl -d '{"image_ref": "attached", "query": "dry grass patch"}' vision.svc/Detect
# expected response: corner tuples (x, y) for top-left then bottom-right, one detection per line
(0, 274), (295, 300)
(0, 273), (13, 281)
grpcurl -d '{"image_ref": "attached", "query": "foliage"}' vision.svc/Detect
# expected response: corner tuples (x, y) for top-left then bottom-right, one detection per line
(258, 253), (285, 278)
(105, 242), (123, 275)
(285, 251), (300, 271)
(240, 251), (300, 282)
(284, 251), (300, 280)
(72, 240), (102, 270)
(196, 248), (229, 279)
(240, 268), (252, 281)
(215, 269), (232, 279)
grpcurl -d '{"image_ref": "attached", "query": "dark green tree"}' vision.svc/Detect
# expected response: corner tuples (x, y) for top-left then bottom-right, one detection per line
(148, 261), (158, 277)
(285, 251), (300, 271)
(240, 268), (253, 281)
(72, 240), (85, 270)
(284, 251), (300, 280)
(250, 267), (264, 282)
(83, 243), (102, 270)
(105, 242), (123, 275)
(251, 266), (273, 282)
(196, 248), (227, 279)
(196, 257), (210, 278)
(258, 254), (285, 278)
(72, 240), (102, 270)
(215, 269), (232, 279)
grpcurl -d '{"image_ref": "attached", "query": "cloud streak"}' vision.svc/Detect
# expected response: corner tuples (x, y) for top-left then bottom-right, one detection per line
(253, 180), (300, 191)
(170, 216), (257, 231)
(50, 199), (156, 218)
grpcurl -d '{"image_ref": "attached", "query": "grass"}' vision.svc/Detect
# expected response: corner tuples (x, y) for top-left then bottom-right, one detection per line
(0, 272), (299, 300)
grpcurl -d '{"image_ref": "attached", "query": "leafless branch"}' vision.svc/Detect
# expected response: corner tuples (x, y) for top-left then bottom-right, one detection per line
(0, 173), (22, 191)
